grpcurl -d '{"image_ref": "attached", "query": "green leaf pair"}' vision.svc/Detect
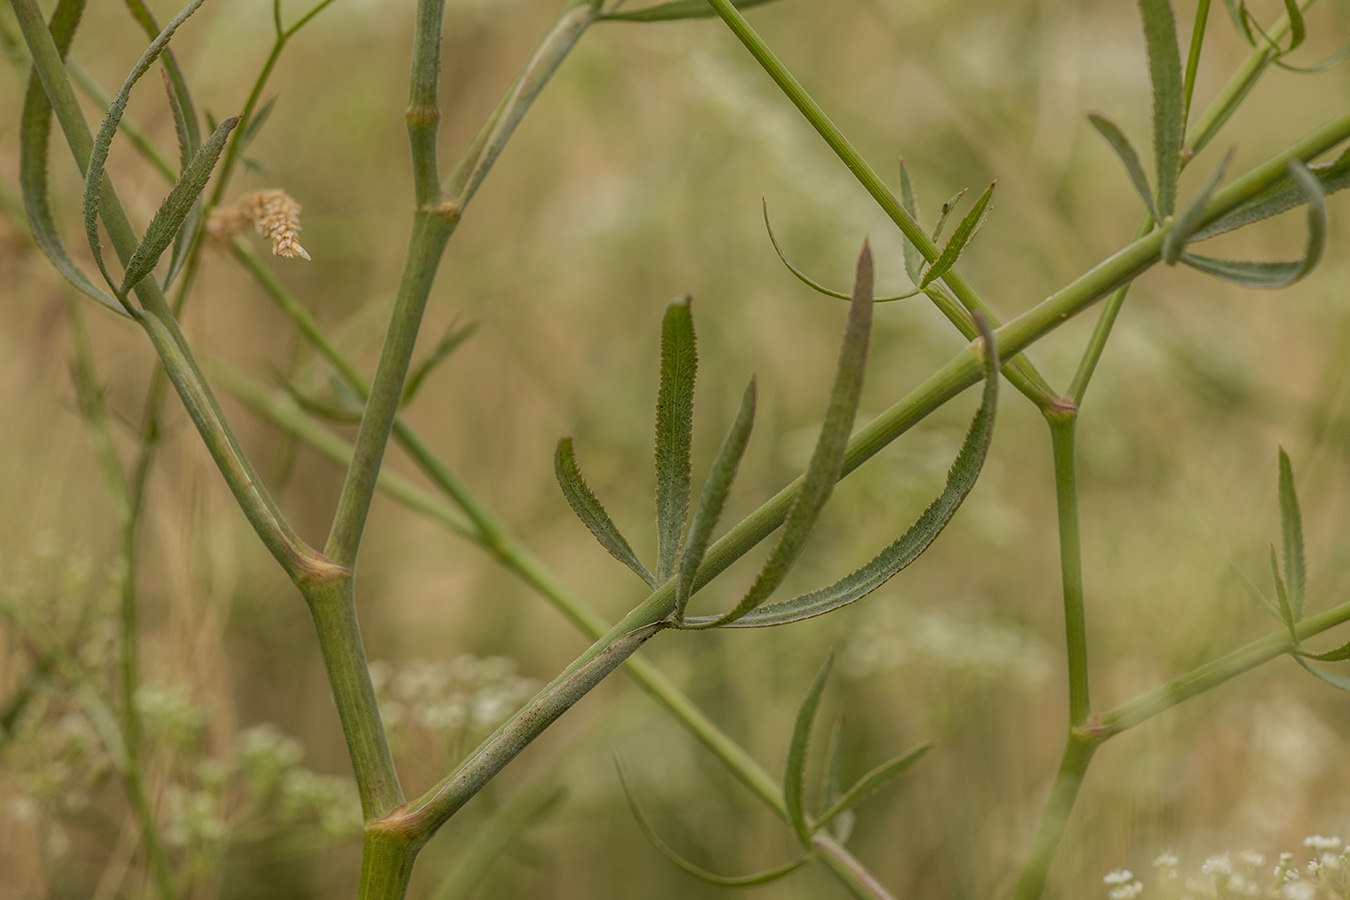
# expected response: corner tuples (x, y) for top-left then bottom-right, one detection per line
(1235, 450), (1350, 689)
(554, 294), (754, 595)
(615, 654), (931, 888)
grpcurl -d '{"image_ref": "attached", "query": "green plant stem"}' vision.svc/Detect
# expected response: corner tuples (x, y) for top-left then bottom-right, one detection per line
(217, 362), (896, 899)
(358, 829), (420, 900)
(303, 578), (405, 820)
(1182, 0), (1212, 124)
(1098, 596), (1350, 735)
(699, 0), (1058, 411)
(407, 0), (444, 207)
(66, 299), (176, 900)
(1047, 408), (1090, 728)
(1011, 732), (1099, 900)
(13, 0), (326, 581)
(323, 208), (456, 567)
(442, 1), (598, 208)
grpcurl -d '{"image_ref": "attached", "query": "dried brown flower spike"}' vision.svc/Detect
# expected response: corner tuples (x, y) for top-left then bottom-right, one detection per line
(207, 189), (311, 260)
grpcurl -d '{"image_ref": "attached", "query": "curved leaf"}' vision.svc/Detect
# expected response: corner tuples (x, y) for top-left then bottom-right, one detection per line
(1295, 656), (1350, 692)
(684, 243), (874, 628)
(1298, 640), (1350, 663)
(655, 296), (697, 583)
(1278, 447), (1306, 621)
(1180, 158), (1325, 288)
(919, 182), (993, 288)
(1087, 113), (1160, 225)
(814, 741), (933, 834)
(82, 0), (211, 292)
(928, 188), (967, 243)
(1270, 545), (1295, 638)
(898, 160), (923, 284)
(674, 378), (756, 622)
(786, 655), (832, 845)
(555, 438), (656, 588)
(1139, 0), (1184, 217)
(402, 320), (478, 406)
(763, 200), (918, 302)
(1162, 146), (1233, 264)
(1192, 146), (1350, 242)
(120, 115), (237, 295)
(599, 0), (782, 22)
(17, 0), (125, 315)
(615, 756), (809, 887)
(714, 313), (999, 628)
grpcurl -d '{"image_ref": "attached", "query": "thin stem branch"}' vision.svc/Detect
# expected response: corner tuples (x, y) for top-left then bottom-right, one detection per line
(699, 0), (1058, 411)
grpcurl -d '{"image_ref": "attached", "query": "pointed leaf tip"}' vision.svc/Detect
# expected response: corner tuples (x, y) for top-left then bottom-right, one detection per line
(655, 295), (698, 583)
(785, 654), (834, 845)
(555, 438), (657, 587)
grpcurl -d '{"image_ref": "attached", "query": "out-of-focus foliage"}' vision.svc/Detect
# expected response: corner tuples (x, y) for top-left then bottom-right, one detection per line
(2, 0), (1350, 897)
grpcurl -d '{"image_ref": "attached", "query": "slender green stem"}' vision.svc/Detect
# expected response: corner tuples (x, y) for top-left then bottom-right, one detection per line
(66, 299), (176, 900)
(207, 38), (286, 208)
(1047, 408), (1090, 728)
(1098, 596), (1350, 735)
(442, 1), (597, 207)
(1182, 0), (1212, 125)
(302, 578), (404, 820)
(1011, 732), (1099, 900)
(323, 209), (456, 567)
(407, 0), (445, 207)
(699, 0), (1058, 411)
(1067, 218), (1152, 407)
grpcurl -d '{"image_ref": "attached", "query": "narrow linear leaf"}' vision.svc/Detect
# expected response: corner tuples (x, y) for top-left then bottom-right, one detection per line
(281, 379), (363, 424)
(763, 200), (917, 302)
(1221, 0), (1255, 44)
(161, 70), (196, 291)
(1192, 146), (1350, 241)
(814, 741), (933, 834)
(599, 0), (782, 22)
(928, 188), (967, 244)
(17, 0), (125, 315)
(1273, 44), (1350, 75)
(120, 115), (237, 295)
(123, 0), (200, 155)
(689, 243), (874, 628)
(1282, 0), (1305, 52)
(1180, 158), (1326, 288)
(674, 378), (756, 622)
(1294, 656), (1350, 692)
(1162, 146), (1234, 264)
(821, 715), (845, 811)
(238, 94), (278, 152)
(898, 160), (923, 284)
(402, 320), (478, 406)
(555, 438), (657, 588)
(1298, 640), (1350, 663)
(1278, 448), (1306, 622)
(786, 655), (833, 846)
(614, 756), (809, 887)
(82, 0), (211, 292)
(1229, 562), (1282, 623)
(1139, 0), (1185, 217)
(919, 182), (994, 288)
(716, 314), (999, 628)
(1270, 545), (1296, 639)
(655, 296), (697, 583)
(1087, 113), (1160, 224)
(162, 69), (192, 172)
(1181, 0), (1212, 123)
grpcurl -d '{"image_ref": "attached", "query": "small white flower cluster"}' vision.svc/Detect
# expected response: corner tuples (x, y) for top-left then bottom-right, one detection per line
(1103, 838), (1350, 900)
(369, 655), (538, 739)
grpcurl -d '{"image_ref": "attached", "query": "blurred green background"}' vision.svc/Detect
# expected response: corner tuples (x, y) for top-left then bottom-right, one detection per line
(3, 0), (1350, 897)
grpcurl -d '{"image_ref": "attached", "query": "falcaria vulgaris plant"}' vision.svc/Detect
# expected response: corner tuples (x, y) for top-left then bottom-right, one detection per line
(4, 0), (1350, 896)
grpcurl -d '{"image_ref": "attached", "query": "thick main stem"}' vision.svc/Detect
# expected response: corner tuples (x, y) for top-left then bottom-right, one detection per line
(1047, 407), (1090, 727)
(1012, 732), (1099, 900)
